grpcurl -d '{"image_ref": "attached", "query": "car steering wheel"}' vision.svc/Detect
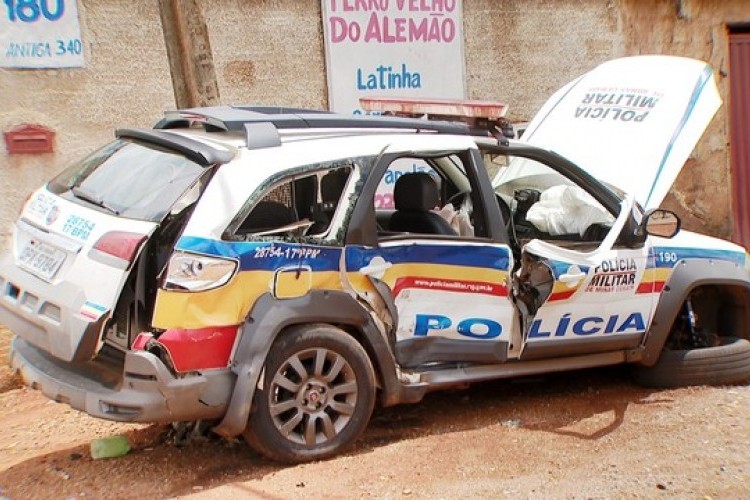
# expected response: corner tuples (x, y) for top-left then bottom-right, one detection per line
(447, 190), (512, 232)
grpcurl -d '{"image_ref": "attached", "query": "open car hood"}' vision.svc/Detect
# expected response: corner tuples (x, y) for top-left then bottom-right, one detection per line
(517, 55), (721, 209)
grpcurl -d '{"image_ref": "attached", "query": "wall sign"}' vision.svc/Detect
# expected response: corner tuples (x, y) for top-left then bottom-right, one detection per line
(321, 0), (466, 113)
(1, 0), (84, 68)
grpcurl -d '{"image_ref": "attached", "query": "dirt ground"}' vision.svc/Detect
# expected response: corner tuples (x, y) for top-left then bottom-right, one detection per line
(1, 327), (749, 499)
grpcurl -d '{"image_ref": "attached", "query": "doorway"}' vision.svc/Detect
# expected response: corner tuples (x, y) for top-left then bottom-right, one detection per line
(729, 26), (750, 248)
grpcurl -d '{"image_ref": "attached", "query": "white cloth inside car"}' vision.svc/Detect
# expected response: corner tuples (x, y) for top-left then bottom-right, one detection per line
(525, 185), (613, 236)
(433, 204), (474, 236)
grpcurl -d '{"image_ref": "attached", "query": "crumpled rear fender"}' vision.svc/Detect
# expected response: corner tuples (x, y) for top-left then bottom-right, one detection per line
(211, 290), (402, 438)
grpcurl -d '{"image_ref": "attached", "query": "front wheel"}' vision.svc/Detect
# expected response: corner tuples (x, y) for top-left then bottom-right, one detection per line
(632, 336), (750, 388)
(243, 324), (376, 463)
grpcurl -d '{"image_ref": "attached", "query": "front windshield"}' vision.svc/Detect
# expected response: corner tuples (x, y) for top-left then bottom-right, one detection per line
(489, 152), (624, 203)
(490, 154), (577, 198)
(488, 152), (617, 240)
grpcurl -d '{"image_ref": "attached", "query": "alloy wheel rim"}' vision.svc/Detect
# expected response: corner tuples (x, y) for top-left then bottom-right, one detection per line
(268, 347), (358, 446)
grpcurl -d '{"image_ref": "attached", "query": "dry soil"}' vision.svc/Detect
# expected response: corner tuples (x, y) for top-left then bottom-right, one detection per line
(1, 327), (749, 499)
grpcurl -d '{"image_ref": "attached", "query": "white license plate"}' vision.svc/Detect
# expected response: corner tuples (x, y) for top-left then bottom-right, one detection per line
(18, 240), (66, 281)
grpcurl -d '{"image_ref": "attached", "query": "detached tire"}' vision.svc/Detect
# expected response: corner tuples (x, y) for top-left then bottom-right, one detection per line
(633, 336), (750, 388)
(243, 324), (376, 463)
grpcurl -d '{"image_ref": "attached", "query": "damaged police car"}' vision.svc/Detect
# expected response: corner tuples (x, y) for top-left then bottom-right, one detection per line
(2, 55), (749, 463)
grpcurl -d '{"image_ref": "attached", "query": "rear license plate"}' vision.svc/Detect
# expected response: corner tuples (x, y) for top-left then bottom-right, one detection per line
(18, 240), (66, 281)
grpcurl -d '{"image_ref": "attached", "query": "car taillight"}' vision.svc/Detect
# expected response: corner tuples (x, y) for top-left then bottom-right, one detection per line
(164, 251), (237, 291)
(89, 231), (148, 270)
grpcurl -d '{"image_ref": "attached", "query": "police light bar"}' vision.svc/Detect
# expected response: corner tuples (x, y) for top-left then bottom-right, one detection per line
(359, 97), (508, 119)
(359, 97), (513, 139)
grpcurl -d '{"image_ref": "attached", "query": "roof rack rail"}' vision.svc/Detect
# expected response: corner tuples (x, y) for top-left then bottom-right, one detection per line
(156, 105), (473, 134)
(153, 105), (481, 149)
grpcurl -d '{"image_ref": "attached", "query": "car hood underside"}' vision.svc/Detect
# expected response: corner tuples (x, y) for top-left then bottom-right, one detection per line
(515, 55), (722, 210)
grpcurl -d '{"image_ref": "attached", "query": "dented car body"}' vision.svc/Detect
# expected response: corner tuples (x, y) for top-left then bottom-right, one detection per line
(3, 56), (750, 463)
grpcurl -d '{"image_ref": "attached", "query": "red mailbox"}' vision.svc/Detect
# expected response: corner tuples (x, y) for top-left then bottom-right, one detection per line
(4, 124), (55, 154)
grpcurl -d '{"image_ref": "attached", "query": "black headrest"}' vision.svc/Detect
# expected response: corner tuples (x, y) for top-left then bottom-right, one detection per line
(394, 173), (439, 211)
(321, 168), (350, 203)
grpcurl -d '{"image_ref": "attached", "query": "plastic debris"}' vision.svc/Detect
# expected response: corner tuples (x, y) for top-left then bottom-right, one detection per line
(90, 436), (131, 459)
(501, 419), (522, 429)
(171, 420), (211, 446)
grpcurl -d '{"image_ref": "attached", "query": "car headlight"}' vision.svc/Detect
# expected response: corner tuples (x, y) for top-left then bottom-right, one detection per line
(164, 251), (237, 291)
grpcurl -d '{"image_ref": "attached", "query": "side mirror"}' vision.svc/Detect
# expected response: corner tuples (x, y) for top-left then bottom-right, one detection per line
(641, 208), (681, 238)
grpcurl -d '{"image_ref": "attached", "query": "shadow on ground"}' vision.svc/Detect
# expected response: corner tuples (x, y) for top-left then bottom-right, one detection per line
(0, 365), (664, 498)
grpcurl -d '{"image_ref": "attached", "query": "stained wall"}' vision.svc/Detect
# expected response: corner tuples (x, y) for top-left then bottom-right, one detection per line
(2, 0), (747, 242)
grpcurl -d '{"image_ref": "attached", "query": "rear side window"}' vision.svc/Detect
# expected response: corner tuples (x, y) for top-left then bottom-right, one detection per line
(235, 166), (353, 238)
(48, 139), (206, 222)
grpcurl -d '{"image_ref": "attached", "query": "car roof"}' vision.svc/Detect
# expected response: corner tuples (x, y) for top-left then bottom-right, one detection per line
(152, 105), (508, 151)
(114, 105), (521, 177)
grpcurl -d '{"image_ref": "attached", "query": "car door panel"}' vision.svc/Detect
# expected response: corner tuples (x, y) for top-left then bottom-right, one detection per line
(520, 246), (654, 360)
(346, 239), (516, 367)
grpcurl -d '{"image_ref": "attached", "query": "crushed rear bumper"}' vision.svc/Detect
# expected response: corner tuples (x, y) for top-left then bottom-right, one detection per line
(9, 336), (234, 423)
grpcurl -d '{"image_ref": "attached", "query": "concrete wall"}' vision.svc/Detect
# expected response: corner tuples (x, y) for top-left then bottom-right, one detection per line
(0, 0), (173, 242)
(203, 1), (329, 109)
(620, 0), (750, 240)
(463, 0), (624, 123)
(1, 0), (748, 243)
(201, 0), (624, 123)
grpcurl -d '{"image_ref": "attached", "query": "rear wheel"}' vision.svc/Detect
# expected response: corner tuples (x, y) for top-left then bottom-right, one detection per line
(243, 324), (376, 463)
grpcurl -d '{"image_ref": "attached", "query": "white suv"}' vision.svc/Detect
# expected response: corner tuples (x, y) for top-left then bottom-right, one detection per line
(2, 55), (749, 463)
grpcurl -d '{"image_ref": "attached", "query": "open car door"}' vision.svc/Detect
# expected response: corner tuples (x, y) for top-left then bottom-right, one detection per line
(346, 135), (518, 368)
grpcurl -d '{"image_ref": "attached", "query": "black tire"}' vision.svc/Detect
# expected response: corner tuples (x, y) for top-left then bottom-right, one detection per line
(632, 336), (750, 388)
(243, 324), (376, 463)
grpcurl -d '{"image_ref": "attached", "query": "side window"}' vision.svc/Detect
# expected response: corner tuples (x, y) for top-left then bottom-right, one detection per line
(375, 153), (484, 239)
(236, 166), (353, 238)
(493, 155), (615, 245)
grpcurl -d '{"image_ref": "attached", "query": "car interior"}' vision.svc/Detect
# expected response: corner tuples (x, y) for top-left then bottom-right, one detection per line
(373, 152), (616, 258)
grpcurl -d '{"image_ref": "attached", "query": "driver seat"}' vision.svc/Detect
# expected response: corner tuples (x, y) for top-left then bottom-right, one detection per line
(389, 173), (456, 236)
